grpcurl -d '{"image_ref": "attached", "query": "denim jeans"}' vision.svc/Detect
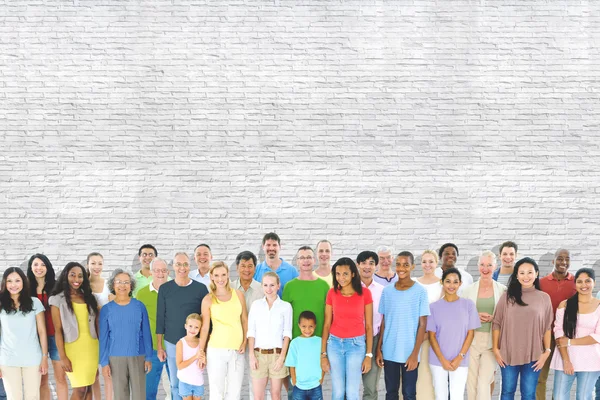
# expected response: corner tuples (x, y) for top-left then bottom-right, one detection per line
(326, 334), (366, 400)
(383, 359), (418, 400)
(500, 362), (541, 400)
(291, 385), (323, 400)
(553, 370), (600, 400)
(165, 341), (182, 400)
(0, 378), (6, 400)
(596, 374), (600, 400)
(146, 349), (169, 400)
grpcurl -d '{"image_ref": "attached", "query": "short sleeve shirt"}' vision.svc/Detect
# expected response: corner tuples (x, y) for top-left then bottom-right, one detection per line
(0, 297), (45, 367)
(326, 288), (373, 338)
(285, 336), (322, 390)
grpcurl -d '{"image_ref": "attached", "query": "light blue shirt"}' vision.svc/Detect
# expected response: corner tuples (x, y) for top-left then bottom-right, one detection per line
(379, 283), (430, 363)
(254, 258), (298, 297)
(597, 290), (600, 299)
(0, 297), (45, 367)
(285, 336), (322, 390)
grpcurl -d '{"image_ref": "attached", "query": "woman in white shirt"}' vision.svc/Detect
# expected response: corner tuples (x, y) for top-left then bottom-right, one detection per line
(247, 272), (292, 400)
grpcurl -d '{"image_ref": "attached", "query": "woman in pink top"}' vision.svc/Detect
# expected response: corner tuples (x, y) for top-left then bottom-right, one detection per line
(321, 257), (373, 400)
(551, 268), (600, 400)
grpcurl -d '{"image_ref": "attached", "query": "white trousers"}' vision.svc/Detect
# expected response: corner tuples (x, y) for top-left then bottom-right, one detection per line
(0, 365), (42, 400)
(207, 347), (245, 400)
(430, 364), (469, 400)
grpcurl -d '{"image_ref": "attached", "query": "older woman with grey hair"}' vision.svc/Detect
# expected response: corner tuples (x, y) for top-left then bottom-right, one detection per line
(99, 268), (153, 400)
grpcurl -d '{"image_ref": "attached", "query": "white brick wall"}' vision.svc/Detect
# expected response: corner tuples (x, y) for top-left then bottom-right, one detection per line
(1, 0), (599, 285)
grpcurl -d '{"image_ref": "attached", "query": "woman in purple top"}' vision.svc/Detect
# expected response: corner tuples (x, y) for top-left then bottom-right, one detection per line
(427, 268), (480, 400)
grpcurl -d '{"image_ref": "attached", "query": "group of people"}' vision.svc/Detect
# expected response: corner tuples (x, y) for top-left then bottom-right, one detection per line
(0, 233), (599, 400)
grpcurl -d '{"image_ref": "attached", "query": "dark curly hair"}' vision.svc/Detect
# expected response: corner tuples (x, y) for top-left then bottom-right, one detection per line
(51, 262), (98, 315)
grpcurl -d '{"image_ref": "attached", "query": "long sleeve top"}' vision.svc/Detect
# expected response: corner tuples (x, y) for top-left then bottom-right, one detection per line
(99, 299), (153, 367)
(492, 287), (553, 365)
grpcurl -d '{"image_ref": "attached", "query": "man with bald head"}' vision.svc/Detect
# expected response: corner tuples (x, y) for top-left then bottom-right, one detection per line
(135, 258), (172, 400)
(536, 248), (577, 400)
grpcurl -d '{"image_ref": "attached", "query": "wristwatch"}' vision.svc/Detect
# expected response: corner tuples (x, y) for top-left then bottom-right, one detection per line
(321, 352), (327, 358)
(459, 353), (466, 358)
(545, 348), (552, 353)
(365, 353), (373, 358)
(567, 339), (571, 347)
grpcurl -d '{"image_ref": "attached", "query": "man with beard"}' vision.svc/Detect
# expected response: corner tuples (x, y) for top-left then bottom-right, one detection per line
(254, 232), (298, 296)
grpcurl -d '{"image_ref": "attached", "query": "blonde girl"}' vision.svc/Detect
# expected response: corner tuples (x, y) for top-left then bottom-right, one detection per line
(176, 313), (205, 400)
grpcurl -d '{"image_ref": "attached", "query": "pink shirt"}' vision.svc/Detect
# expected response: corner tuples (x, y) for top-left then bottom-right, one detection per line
(362, 281), (384, 336)
(326, 288), (373, 338)
(550, 305), (600, 372)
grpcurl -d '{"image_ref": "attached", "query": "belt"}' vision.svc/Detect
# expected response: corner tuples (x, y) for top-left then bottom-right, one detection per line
(254, 348), (282, 354)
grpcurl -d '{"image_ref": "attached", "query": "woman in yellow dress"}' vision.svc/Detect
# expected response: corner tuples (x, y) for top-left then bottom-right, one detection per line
(50, 262), (99, 400)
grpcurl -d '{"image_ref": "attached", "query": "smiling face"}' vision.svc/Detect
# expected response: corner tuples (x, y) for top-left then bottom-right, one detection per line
(139, 247), (156, 269)
(553, 250), (571, 275)
(194, 246), (212, 273)
(237, 258), (256, 282)
(151, 260), (169, 286)
(210, 266), (229, 288)
(87, 255), (104, 277)
(335, 265), (354, 289)
(173, 254), (190, 279)
(442, 272), (462, 296)
(516, 262), (538, 288)
(6, 272), (24, 296)
(358, 257), (377, 281)
(184, 318), (201, 337)
(262, 275), (280, 297)
(299, 317), (316, 338)
(297, 249), (315, 273)
(31, 258), (48, 279)
(68, 266), (85, 292)
(441, 247), (457, 270)
(317, 242), (332, 266)
(421, 253), (437, 275)
(113, 273), (132, 296)
(575, 272), (595, 296)
(478, 255), (496, 279)
(500, 246), (517, 269)
(377, 251), (392, 272)
(263, 239), (280, 261)
(395, 256), (415, 280)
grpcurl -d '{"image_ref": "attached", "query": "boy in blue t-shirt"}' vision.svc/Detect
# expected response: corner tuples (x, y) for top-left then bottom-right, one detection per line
(285, 310), (324, 399)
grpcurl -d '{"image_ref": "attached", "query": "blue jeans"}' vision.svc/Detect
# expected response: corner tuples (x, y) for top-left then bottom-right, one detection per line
(165, 341), (182, 400)
(383, 359), (418, 400)
(0, 378), (6, 400)
(291, 385), (323, 400)
(596, 374), (600, 400)
(500, 362), (541, 400)
(146, 349), (169, 400)
(554, 370), (600, 400)
(327, 334), (366, 400)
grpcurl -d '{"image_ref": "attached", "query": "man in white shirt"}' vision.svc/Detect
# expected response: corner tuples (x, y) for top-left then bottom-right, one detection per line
(434, 243), (474, 291)
(189, 243), (212, 288)
(357, 250), (385, 400)
(231, 251), (263, 313)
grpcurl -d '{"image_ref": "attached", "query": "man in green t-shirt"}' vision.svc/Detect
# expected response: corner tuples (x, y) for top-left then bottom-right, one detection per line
(134, 257), (170, 400)
(283, 246), (330, 338)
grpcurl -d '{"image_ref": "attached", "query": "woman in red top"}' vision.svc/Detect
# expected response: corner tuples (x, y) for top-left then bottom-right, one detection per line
(321, 257), (373, 400)
(27, 254), (68, 400)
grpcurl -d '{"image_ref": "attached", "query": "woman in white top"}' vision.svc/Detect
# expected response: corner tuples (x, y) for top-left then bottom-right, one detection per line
(86, 252), (113, 400)
(247, 272), (293, 400)
(415, 250), (443, 400)
(462, 250), (507, 400)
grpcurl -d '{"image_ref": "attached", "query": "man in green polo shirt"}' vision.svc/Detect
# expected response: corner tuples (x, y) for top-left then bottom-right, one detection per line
(133, 243), (158, 296)
(135, 257), (170, 399)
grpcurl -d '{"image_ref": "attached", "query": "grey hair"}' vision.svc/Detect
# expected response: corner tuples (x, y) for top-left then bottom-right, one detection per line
(107, 268), (136, 296)
(376, 245), (394, 255)
(150, 258), (169, 270)
(173, 251), (190, 260)
(479, 250), (497, 266)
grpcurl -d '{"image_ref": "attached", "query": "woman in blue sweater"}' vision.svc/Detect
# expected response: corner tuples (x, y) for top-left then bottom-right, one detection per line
(99, 268), (153, 400)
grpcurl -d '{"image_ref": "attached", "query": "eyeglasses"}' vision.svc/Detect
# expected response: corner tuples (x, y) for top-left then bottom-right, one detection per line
(141, 253), (156, 258)
(153, 269), (169, 274)
(114, 280), (131, 285)
(175, 262), (190, 268)
(297, 256), (314, 261)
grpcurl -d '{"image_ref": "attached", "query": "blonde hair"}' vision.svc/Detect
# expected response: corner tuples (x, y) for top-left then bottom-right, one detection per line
(262, 271), (280, 285)
(421, 249), (439, 265)
(186, 313), (202, 324)
(479, 250), (497, 266)
(209, 261), (231, 302)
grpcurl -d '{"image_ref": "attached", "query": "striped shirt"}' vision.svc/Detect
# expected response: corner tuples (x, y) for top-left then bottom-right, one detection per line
(379, 283), (430, 363)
